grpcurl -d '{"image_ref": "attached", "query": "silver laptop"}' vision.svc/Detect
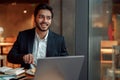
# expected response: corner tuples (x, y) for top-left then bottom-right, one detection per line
(34, 55), (84, 80)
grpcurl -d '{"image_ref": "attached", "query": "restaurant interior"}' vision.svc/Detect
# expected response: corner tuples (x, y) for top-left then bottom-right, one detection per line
(1, 0), (120, 80)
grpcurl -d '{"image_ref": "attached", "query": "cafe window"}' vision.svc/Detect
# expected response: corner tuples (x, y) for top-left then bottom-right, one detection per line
(89, 0), (120, 80)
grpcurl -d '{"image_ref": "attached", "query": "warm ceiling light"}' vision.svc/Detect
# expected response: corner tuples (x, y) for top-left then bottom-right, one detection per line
(11, 2), (16, 5)
(23, 10), (27, 14)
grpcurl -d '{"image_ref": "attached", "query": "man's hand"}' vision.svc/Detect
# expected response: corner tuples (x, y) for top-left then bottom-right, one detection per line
(23, 54), (34, 64)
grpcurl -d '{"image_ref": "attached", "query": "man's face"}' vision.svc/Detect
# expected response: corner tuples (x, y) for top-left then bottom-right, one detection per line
(35, 9), (52, 32)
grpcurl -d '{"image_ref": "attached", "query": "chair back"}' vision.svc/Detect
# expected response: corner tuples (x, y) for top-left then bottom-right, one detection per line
(101, 40), (118, 63)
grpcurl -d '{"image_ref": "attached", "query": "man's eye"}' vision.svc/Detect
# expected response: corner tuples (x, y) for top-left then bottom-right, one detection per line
(47, 17), (51, 20)
(39, 15), (44, 18)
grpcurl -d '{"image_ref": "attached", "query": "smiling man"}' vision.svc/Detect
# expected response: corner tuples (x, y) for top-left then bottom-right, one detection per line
(7, 3), (68, 69)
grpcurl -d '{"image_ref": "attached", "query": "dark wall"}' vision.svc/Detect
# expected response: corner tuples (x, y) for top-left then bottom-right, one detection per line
(76, 0), (89, 80)
(50, 0), (89, 79)
(49, 0), (75, 55)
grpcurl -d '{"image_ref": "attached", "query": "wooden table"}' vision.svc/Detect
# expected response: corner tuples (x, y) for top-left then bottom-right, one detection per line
(0, 42), (13, 66)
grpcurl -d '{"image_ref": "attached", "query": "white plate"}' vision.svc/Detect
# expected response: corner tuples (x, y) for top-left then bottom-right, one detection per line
(26, 69), (35, 76)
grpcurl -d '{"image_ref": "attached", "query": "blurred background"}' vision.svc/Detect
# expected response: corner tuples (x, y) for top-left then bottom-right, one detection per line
(0, 0), (120, 80)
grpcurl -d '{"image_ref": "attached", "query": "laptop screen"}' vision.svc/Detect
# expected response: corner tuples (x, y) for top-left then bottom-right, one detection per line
(34, 55), (84, 80)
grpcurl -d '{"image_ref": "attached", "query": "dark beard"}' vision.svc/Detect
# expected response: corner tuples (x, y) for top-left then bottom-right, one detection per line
(36, 25), (49, 32)
(35, 20), (49, 32)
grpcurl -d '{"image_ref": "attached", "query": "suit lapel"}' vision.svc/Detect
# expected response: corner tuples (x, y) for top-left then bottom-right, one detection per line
(26, 29), (54, 56)
(28, 28), (35, 53)
(46, 30), (54, 57)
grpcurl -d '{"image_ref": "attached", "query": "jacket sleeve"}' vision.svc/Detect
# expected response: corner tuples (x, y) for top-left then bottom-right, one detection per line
(7, 32), (25, 64)
(60, 37), (69, 56)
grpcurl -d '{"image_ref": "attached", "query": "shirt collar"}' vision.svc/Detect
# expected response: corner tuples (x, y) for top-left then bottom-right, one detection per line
(35, 30), (49, 41)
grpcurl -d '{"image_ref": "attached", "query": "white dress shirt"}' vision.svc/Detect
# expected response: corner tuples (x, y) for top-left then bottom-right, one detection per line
(32, 30), (49, 66)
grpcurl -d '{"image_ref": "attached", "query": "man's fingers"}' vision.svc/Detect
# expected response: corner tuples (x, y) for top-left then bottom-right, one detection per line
(25, 55), (29, 63)
(23, 54), (34, 64)
(23, 55), (27, 63)
(28, 54), (34, 64)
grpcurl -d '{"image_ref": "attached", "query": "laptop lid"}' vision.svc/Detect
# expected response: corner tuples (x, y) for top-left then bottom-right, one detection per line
(34, 55), (84, 80)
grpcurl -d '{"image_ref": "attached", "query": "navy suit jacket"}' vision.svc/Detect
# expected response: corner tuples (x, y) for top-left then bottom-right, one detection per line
(7, 28), (68, 69)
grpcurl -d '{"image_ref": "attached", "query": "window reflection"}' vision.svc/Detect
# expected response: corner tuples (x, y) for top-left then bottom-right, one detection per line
(89, 0), (120, 80)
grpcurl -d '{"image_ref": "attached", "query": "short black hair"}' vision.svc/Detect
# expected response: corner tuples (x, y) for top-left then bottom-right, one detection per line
(34, 3), (53, 18)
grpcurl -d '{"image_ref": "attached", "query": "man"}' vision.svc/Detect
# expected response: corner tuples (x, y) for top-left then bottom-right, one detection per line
(7, 3), (68, 69)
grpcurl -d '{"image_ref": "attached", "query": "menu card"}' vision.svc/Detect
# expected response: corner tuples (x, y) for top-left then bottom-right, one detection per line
(0, 66), (25, 75)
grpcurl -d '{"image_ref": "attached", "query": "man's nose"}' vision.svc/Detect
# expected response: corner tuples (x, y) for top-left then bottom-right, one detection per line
(43, 17), (48, 22)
